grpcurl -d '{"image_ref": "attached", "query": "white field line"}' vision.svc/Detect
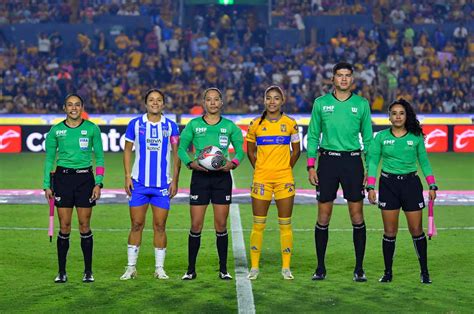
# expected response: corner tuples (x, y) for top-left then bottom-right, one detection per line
(230, 171), (255, 314)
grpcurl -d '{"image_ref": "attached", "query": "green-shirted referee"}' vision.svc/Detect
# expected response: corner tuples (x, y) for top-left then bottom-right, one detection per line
(43, 94), (104, 283)
(178, 87), (244, 280)
(307, 62), (373, 282)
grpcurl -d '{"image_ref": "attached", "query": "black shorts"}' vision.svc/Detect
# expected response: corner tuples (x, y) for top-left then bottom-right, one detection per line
(378, 171), (425, 211)
(190, 170), (232, 205)
(316, 150), (365, 202)
(53, 166), (96, 208)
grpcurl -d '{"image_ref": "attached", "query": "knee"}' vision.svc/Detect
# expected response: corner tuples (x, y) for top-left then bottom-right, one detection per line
(408, 225), (423, 236)
(318, 215), (331, 226)
(214, 221), (227, 233)
(191, 222), (203, 233)
(131, 221), (145, 233)
(153, 222), (166, 234)
(384, 230), (398, 237)
(78, 220), (90, 233)
(60, 221), (72, 233)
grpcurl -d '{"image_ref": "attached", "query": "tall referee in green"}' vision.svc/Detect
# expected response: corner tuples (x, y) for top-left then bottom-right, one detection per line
(307, 62), (373, 281)
(43, 94), (104, 283)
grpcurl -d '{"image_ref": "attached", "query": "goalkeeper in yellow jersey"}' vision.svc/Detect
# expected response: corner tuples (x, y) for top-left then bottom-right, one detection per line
(246, 86), (301, 280)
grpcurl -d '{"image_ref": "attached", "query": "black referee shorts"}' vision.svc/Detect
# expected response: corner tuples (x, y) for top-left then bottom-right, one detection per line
(190, 170), (232, 205)
(316, 150), (365, 202)
(53, 166), (96, 208)
(378, 171), (425, 211)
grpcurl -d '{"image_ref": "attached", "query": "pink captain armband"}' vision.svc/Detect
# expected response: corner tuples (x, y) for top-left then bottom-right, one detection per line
(170, 135), (179, 145)
(367, 177), (376, 186)
(231, 158), (240, 167)
(96, 166), (105, 176)
(426, 175), (436, 185)
(307, 158), (316, 167)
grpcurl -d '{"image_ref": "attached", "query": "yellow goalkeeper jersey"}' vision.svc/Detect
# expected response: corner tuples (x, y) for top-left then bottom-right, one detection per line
(246, 114), (300, 183)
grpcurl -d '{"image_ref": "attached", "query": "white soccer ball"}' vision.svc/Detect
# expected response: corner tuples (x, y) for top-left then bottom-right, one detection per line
(198, 146), (226, 170)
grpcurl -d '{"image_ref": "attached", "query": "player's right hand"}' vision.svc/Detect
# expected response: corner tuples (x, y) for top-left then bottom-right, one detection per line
(44, 188), (53, 201)
(368, 190), (377, 204)
(189, 160), (208, 172)
(125, 176), (134, 197)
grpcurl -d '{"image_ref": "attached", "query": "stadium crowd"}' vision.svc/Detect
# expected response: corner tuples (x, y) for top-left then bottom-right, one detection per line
(0, 0), (472, 114)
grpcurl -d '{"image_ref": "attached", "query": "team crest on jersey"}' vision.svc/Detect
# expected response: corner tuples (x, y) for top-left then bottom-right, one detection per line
(81, 130), (87, 135)
(281, 124), (287, 132)
(163, 130), (169, 137)
(79, 138), (89, 150)
(351, 107), (358, 114)
(407, 140), (413, 146)
(219, 135), (228, 148)
(56, 130), (67, 136)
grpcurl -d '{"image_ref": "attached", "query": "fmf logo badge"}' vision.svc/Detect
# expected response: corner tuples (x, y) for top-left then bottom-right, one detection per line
(0, 126), (21, 153)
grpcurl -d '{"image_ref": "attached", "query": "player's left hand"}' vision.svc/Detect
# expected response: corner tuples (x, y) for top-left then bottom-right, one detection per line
(219, 160), (235, 172)
(168, 181), (178, 199)
(428, 190), (437, 201)
(90, 185), (101, 202)
(363, 172), (368, 187)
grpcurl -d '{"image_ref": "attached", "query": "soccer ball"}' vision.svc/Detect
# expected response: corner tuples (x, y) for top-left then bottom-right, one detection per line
(198, 146), (226, 170)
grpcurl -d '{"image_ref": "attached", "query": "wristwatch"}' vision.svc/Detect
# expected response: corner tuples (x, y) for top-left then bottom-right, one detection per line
(429, 185), (438, 191)
(95, 183), (104, 188)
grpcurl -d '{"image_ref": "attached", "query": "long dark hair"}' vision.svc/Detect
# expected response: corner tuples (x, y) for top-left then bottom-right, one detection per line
(259, 85), (284, 125)
(389, 98), (424, 137)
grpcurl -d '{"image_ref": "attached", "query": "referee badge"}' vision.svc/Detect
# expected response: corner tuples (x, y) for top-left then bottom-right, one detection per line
(219, 135), (228, 147)
(79, 138), (89, 150)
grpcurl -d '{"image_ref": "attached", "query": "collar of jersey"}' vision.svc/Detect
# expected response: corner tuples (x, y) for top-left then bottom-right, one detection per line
(143, 113), (163, 125)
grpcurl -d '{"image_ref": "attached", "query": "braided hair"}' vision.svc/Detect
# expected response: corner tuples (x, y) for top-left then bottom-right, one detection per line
(389, 98), (424, 137)
(259, 85), (285, 125)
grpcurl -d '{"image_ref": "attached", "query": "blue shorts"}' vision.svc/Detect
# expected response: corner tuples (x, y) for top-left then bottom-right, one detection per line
(129, 180), (171, 210)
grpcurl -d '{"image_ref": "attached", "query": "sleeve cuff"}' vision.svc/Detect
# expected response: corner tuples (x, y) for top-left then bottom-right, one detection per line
(426, 175), (436, 186)
(307, 158), (316, 167)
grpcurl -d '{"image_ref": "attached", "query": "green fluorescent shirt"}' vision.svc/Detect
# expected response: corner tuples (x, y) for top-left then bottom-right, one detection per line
(178, 116), (245, 166)
(367, 128), (434, 179)
(43, 120), (105, 189)
(307, 93), (373, 158)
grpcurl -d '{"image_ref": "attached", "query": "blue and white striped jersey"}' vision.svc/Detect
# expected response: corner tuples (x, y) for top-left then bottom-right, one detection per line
(125, 114), (179, 188)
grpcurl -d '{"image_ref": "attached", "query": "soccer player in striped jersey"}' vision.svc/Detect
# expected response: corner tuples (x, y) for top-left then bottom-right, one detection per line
(120, 89), (181, 281)
(43, 94), (104, 283)
(307, 62), (373, 282)
(367, 99), (437, 284)
(178, 87), (245, 280)
(246, 86), (300, 280)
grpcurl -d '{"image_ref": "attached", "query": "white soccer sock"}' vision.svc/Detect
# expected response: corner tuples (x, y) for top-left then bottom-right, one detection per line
(127, 245), (140, 267)
(155, 248), (166, 268)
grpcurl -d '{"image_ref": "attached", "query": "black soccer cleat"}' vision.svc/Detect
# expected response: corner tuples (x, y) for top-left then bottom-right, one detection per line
(181, 271), (197, 280)
(379, 271), (393, 283)
(420, 272), (432, 284)
(219, 272), (233, 280)
(54, 272), (68, 283)
(353, 269), (367, 282)
(311, 267), (326, 281)
(83, 271), (95, 283)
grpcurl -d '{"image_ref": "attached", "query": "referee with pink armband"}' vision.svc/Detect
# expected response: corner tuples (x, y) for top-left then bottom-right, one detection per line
(43, 94), (105, 283)
(366, 99), (437, 284)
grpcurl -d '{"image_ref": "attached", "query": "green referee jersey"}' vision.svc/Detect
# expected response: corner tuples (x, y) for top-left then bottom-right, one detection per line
(43, 120), (105, 189)
(367, 128), (433, 181)
(178, 116), (245, 165)
(307, 93), (373, 158)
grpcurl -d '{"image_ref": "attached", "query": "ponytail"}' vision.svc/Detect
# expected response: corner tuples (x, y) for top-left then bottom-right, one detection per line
(258, 110), (267, 125)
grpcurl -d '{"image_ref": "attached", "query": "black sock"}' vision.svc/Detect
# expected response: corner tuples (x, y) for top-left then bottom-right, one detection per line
(216, 230), (228, 273)
(412, 233), (428, 274)
(80, 231), (93, 273)
(57, 232), (70, 274)
(188, 230), (201, 273)
(315, 223), (329, 269)
(353, 221), (366, 271)
(382, 235), (396, 273)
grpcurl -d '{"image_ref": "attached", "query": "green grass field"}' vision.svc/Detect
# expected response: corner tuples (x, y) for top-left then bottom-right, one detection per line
(0, 152), (473, 312)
